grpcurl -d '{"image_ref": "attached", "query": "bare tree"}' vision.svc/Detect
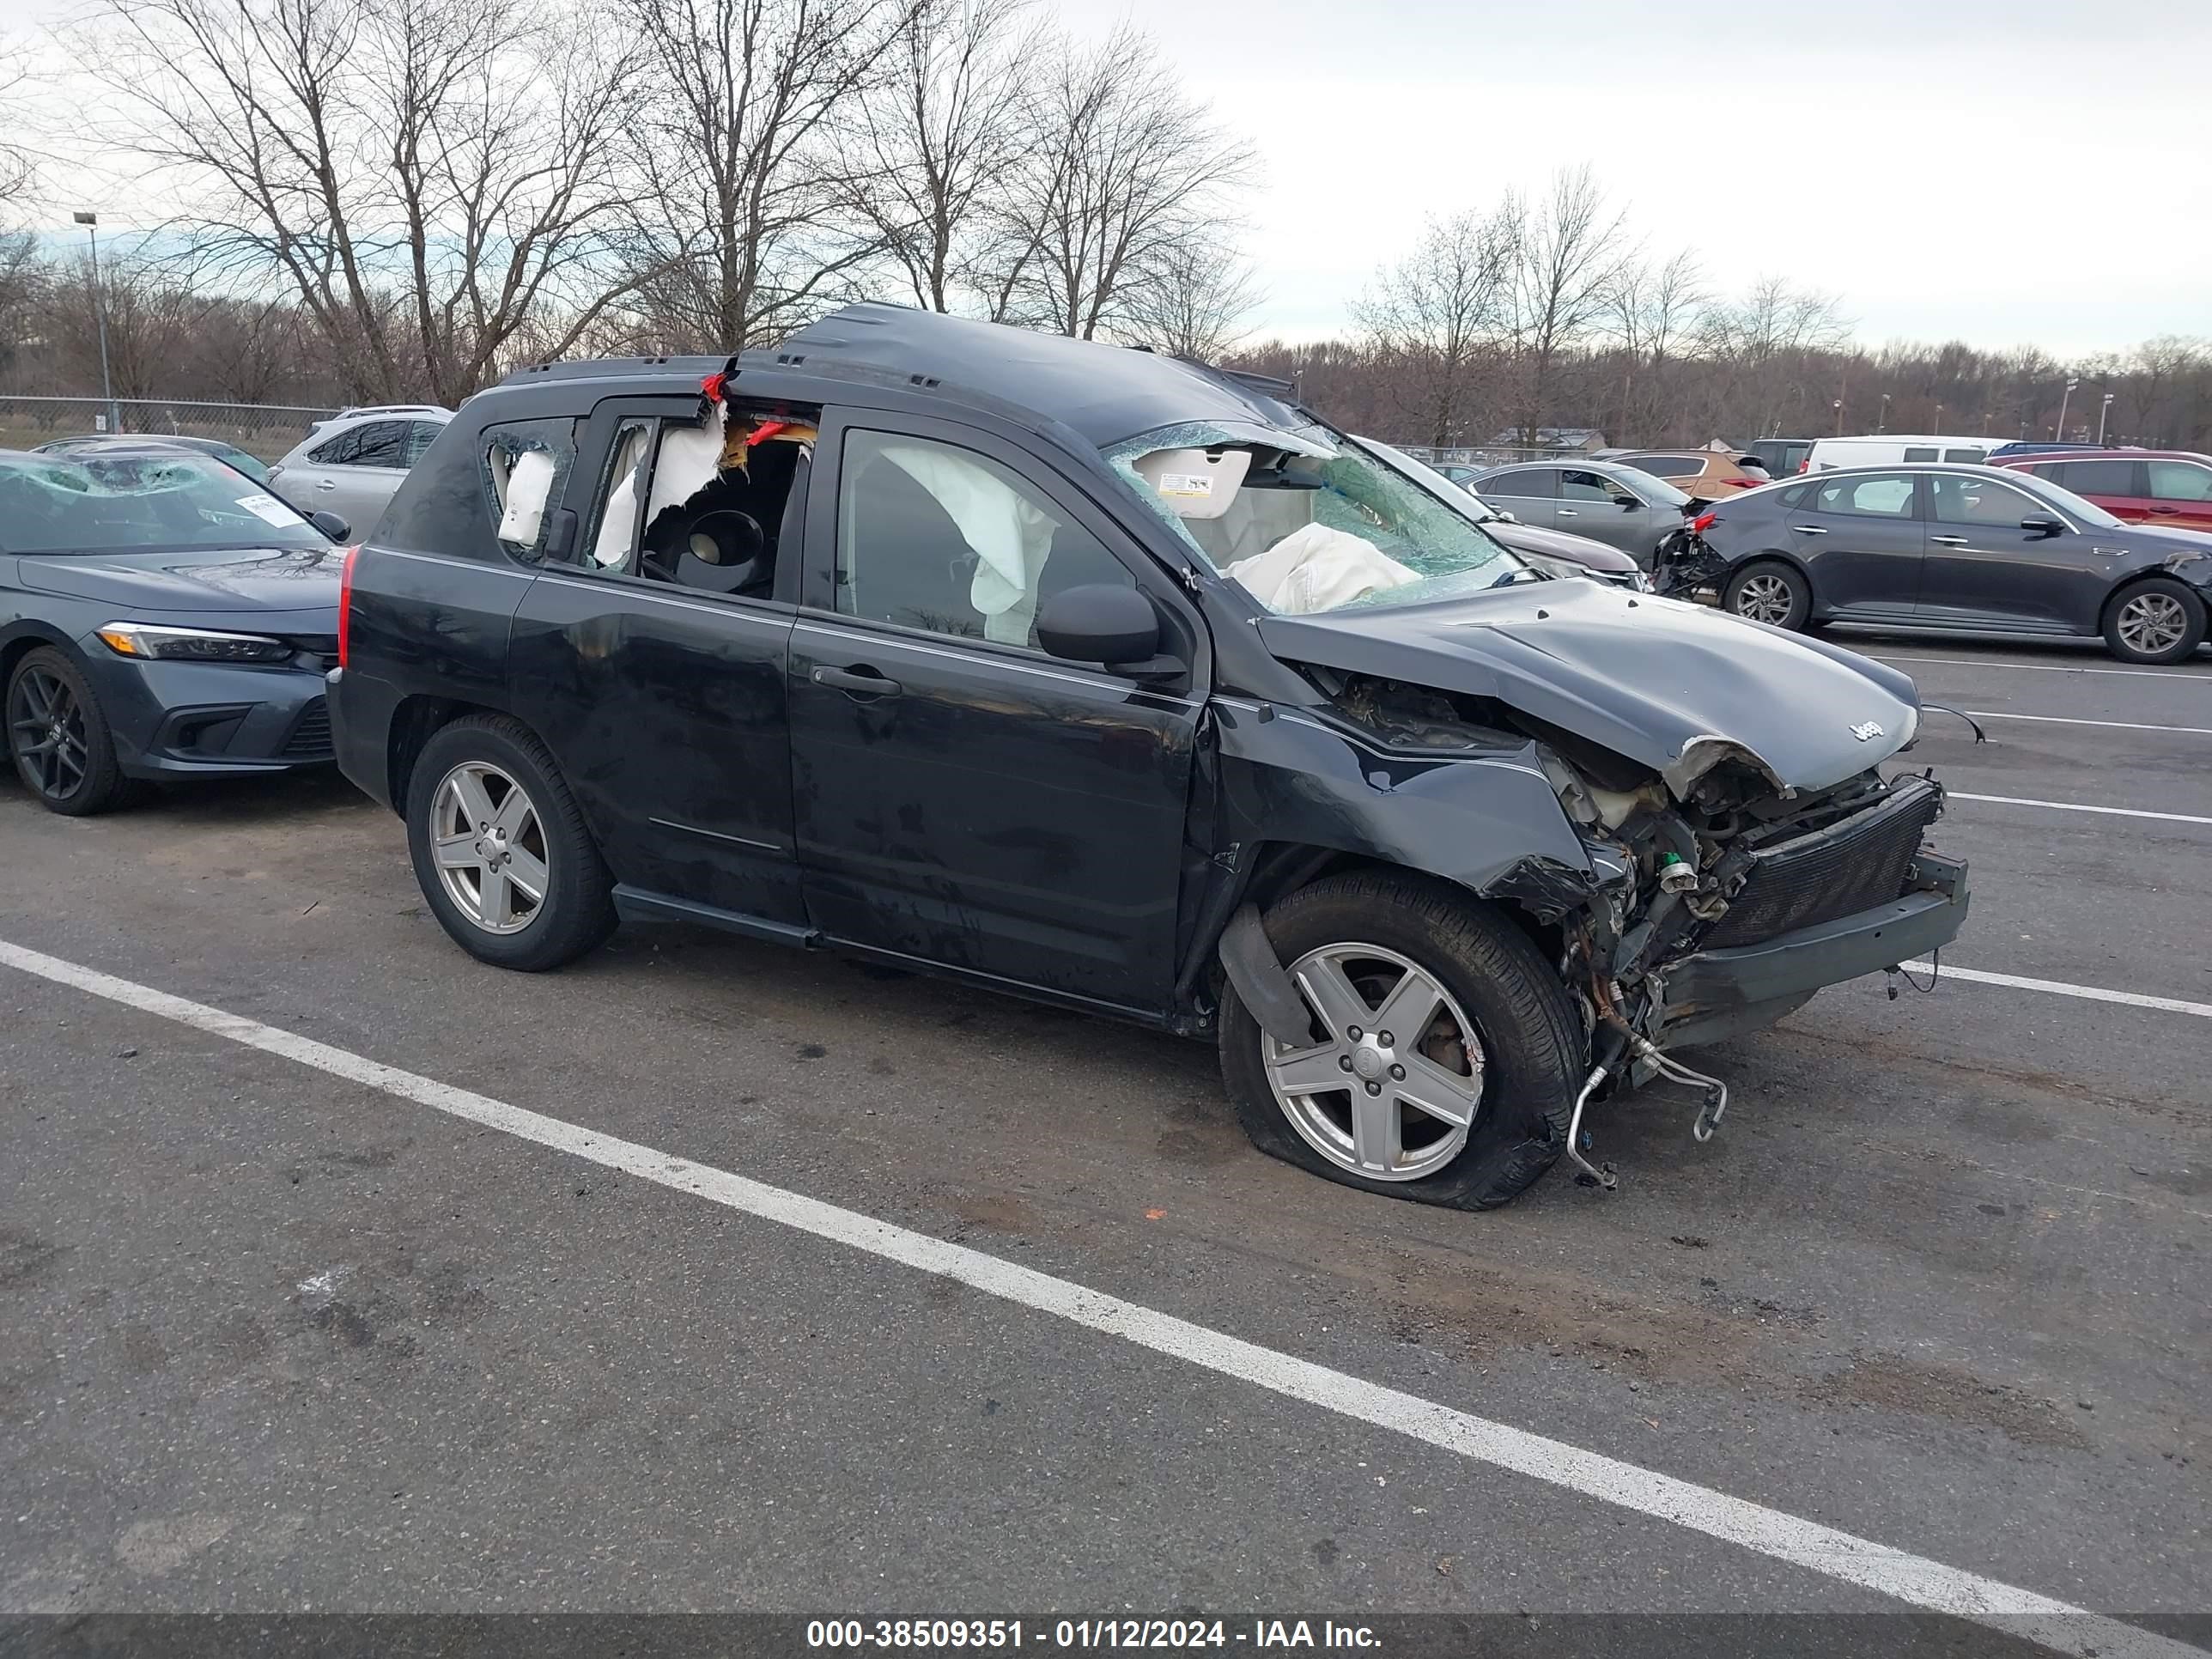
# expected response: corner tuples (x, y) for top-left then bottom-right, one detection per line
(984, 25), (1256, 341)
(0, 37), (41, 214)
(1118, 240), (1260, 360)
(1507, 165), (1631, 442)
(88, 0), (643, 404)
(1604, 246), (1706, 442)
(1352, 206), (1516, 448)
(618, 0), (918, 352)
(847, 0), (1034, 314)
(37, 245), (210, 409)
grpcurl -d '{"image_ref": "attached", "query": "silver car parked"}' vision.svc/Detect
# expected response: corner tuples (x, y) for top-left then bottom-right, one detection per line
(1462, 458), (1694, 568)
(267, 409), (451, 534)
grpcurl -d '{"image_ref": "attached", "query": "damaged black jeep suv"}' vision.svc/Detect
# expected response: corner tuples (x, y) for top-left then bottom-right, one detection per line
(330, 304), (1969, 1208)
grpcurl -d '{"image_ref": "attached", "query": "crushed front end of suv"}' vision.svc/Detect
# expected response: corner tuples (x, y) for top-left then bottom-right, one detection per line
(329, 303), (1969, 1209)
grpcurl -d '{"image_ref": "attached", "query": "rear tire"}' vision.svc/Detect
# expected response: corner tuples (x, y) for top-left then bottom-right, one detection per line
(1724, 559), (1812, 631)
(1218, 872), (1583, 1210)
(2101, 577), (2206, 665)
(405, 714), (616, 971)
(6, 647), (132, 816)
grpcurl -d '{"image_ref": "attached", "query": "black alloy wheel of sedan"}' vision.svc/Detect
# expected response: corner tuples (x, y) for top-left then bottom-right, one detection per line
(6, 647), (129, 815)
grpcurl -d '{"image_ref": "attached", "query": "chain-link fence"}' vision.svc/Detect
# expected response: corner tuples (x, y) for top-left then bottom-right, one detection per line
(1392, 443), (1582, 469)
(0, 396), (341, 464)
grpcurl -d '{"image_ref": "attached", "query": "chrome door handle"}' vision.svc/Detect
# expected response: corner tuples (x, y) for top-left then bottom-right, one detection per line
(1790, 524), (1826, 534)
(1930, 535), (1968, 546)
(314, 478), (337, 490)
(1556, 507), (1579, 517)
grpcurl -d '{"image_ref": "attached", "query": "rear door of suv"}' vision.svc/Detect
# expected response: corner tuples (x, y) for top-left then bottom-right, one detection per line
(786, 409), (1205, 1014)
(506, 394), (807, 929)
(2143, 458), (2212, 533)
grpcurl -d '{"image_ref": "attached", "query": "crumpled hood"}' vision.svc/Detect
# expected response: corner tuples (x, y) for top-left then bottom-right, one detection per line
(1480, 520), (1639, 573)
(1257, 579), (1921, 798)
(18, 545), (343, 615)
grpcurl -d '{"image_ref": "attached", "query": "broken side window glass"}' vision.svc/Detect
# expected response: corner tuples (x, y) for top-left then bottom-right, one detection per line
(482, 419), (577, 562)
(622, 402), (820, 599)
(585, 420), (653, 570)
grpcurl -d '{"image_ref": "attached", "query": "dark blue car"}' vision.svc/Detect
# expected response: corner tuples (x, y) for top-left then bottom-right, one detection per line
(1, 448), (346, 814)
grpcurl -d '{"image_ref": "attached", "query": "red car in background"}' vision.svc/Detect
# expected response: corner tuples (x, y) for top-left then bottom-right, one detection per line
(1994, 449), (2212, 535)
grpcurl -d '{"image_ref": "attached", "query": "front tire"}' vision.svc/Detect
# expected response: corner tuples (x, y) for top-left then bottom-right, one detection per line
(2102, 578), (2206, 665)
(1724, 559), (1812, 630)
(6, 647), (131, 816)
(405, 714), (616, 970)
(1218, 872), (1583, 1210)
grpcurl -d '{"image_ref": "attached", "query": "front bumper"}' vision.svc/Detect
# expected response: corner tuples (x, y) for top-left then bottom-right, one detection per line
(78, 647), (334, 778)
(1648, 853), (1970, 1046)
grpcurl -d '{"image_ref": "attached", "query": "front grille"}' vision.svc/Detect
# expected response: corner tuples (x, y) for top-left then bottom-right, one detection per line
(1700, 777), (1942, 948)
(280, 697), (332, 759)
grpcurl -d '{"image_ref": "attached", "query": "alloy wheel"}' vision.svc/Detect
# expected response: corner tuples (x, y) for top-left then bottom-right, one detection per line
(1733, 572), (1795, 625)
(1261, 942), (1487, 1182)
(8, 666), (90, 802)
(2116, 591), (2188, 657)
(428, 761), (550, 934)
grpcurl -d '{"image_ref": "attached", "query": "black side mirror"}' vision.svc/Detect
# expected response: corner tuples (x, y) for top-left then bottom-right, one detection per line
(309, 510), (351, 541)
(2020, 515), (2063, 539)
(1036, 584), (1177, 678)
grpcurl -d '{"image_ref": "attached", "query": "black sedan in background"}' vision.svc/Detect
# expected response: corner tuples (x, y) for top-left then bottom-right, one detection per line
(1667, 463), (2212, 664)
(0, 449), (348, 814)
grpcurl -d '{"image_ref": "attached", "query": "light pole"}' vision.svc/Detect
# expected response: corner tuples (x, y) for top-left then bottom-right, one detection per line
(73, 211), (120, 435)
(2057, 374), (2078, 443)
(1878, 392), (1890, 434)
(1934, 402), (1943, 435)
(2098, 392), (2114, 447)
(1832, 398), (1844, 434)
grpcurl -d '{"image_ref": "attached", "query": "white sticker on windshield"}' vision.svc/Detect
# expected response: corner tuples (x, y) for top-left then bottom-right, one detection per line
(1156, 472), (1215, 499)
(234, 493), (296, 526)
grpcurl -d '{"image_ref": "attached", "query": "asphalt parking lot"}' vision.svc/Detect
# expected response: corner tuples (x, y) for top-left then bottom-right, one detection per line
(2, 632), (2207, 1650)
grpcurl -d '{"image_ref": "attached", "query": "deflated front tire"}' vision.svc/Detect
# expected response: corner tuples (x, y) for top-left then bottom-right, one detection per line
(1218, 871), (1583, 1209)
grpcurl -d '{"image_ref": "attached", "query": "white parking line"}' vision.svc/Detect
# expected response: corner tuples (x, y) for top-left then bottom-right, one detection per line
(0, 936), (2198, 1659)
(1948, 792), (2212, 826)
(1875, 653), (2212, 681)
(1903, 962), (2212, 1020)
(1964, 710), (2212, 737)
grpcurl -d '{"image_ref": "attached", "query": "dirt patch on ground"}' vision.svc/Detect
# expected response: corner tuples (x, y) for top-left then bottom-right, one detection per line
(1802, 1352), (2093, 1451)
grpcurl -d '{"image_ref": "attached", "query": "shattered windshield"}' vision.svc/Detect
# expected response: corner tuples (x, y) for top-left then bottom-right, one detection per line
(0, 453), (329, 555)
(1105, 422), (1529, 616)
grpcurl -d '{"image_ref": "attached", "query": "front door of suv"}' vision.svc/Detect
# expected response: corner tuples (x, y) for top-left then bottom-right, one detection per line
(507, 394), (806, 928)
(788, 413), (1203, 1014)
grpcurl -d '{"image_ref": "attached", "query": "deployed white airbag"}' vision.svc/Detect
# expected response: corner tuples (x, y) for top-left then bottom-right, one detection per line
(647, 403), (729, 522)
(1225, 523), (1418, 615)
(879, 442), (1055, 646)
(492, 447), (557, 547)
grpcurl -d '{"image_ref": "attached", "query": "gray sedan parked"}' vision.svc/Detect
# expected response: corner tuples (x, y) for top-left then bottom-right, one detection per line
(1462, 459), (1693, 568)
(1668, 463), (2212, 665)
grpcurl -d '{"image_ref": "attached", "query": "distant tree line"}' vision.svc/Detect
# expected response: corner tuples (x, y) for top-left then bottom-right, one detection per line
(2, 3), (2206, 453)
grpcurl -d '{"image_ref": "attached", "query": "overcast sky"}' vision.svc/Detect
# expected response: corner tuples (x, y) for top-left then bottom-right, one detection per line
(15, 0), (2209, 356)
(1053, 0), (2212, 355)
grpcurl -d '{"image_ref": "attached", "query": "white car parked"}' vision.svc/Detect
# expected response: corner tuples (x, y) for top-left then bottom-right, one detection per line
(267, 408), (452, 532)
(1804, 434), (2007, 471)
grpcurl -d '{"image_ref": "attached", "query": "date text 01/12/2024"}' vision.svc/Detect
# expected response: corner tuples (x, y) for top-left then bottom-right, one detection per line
(805, 1620), (1382, 1650)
